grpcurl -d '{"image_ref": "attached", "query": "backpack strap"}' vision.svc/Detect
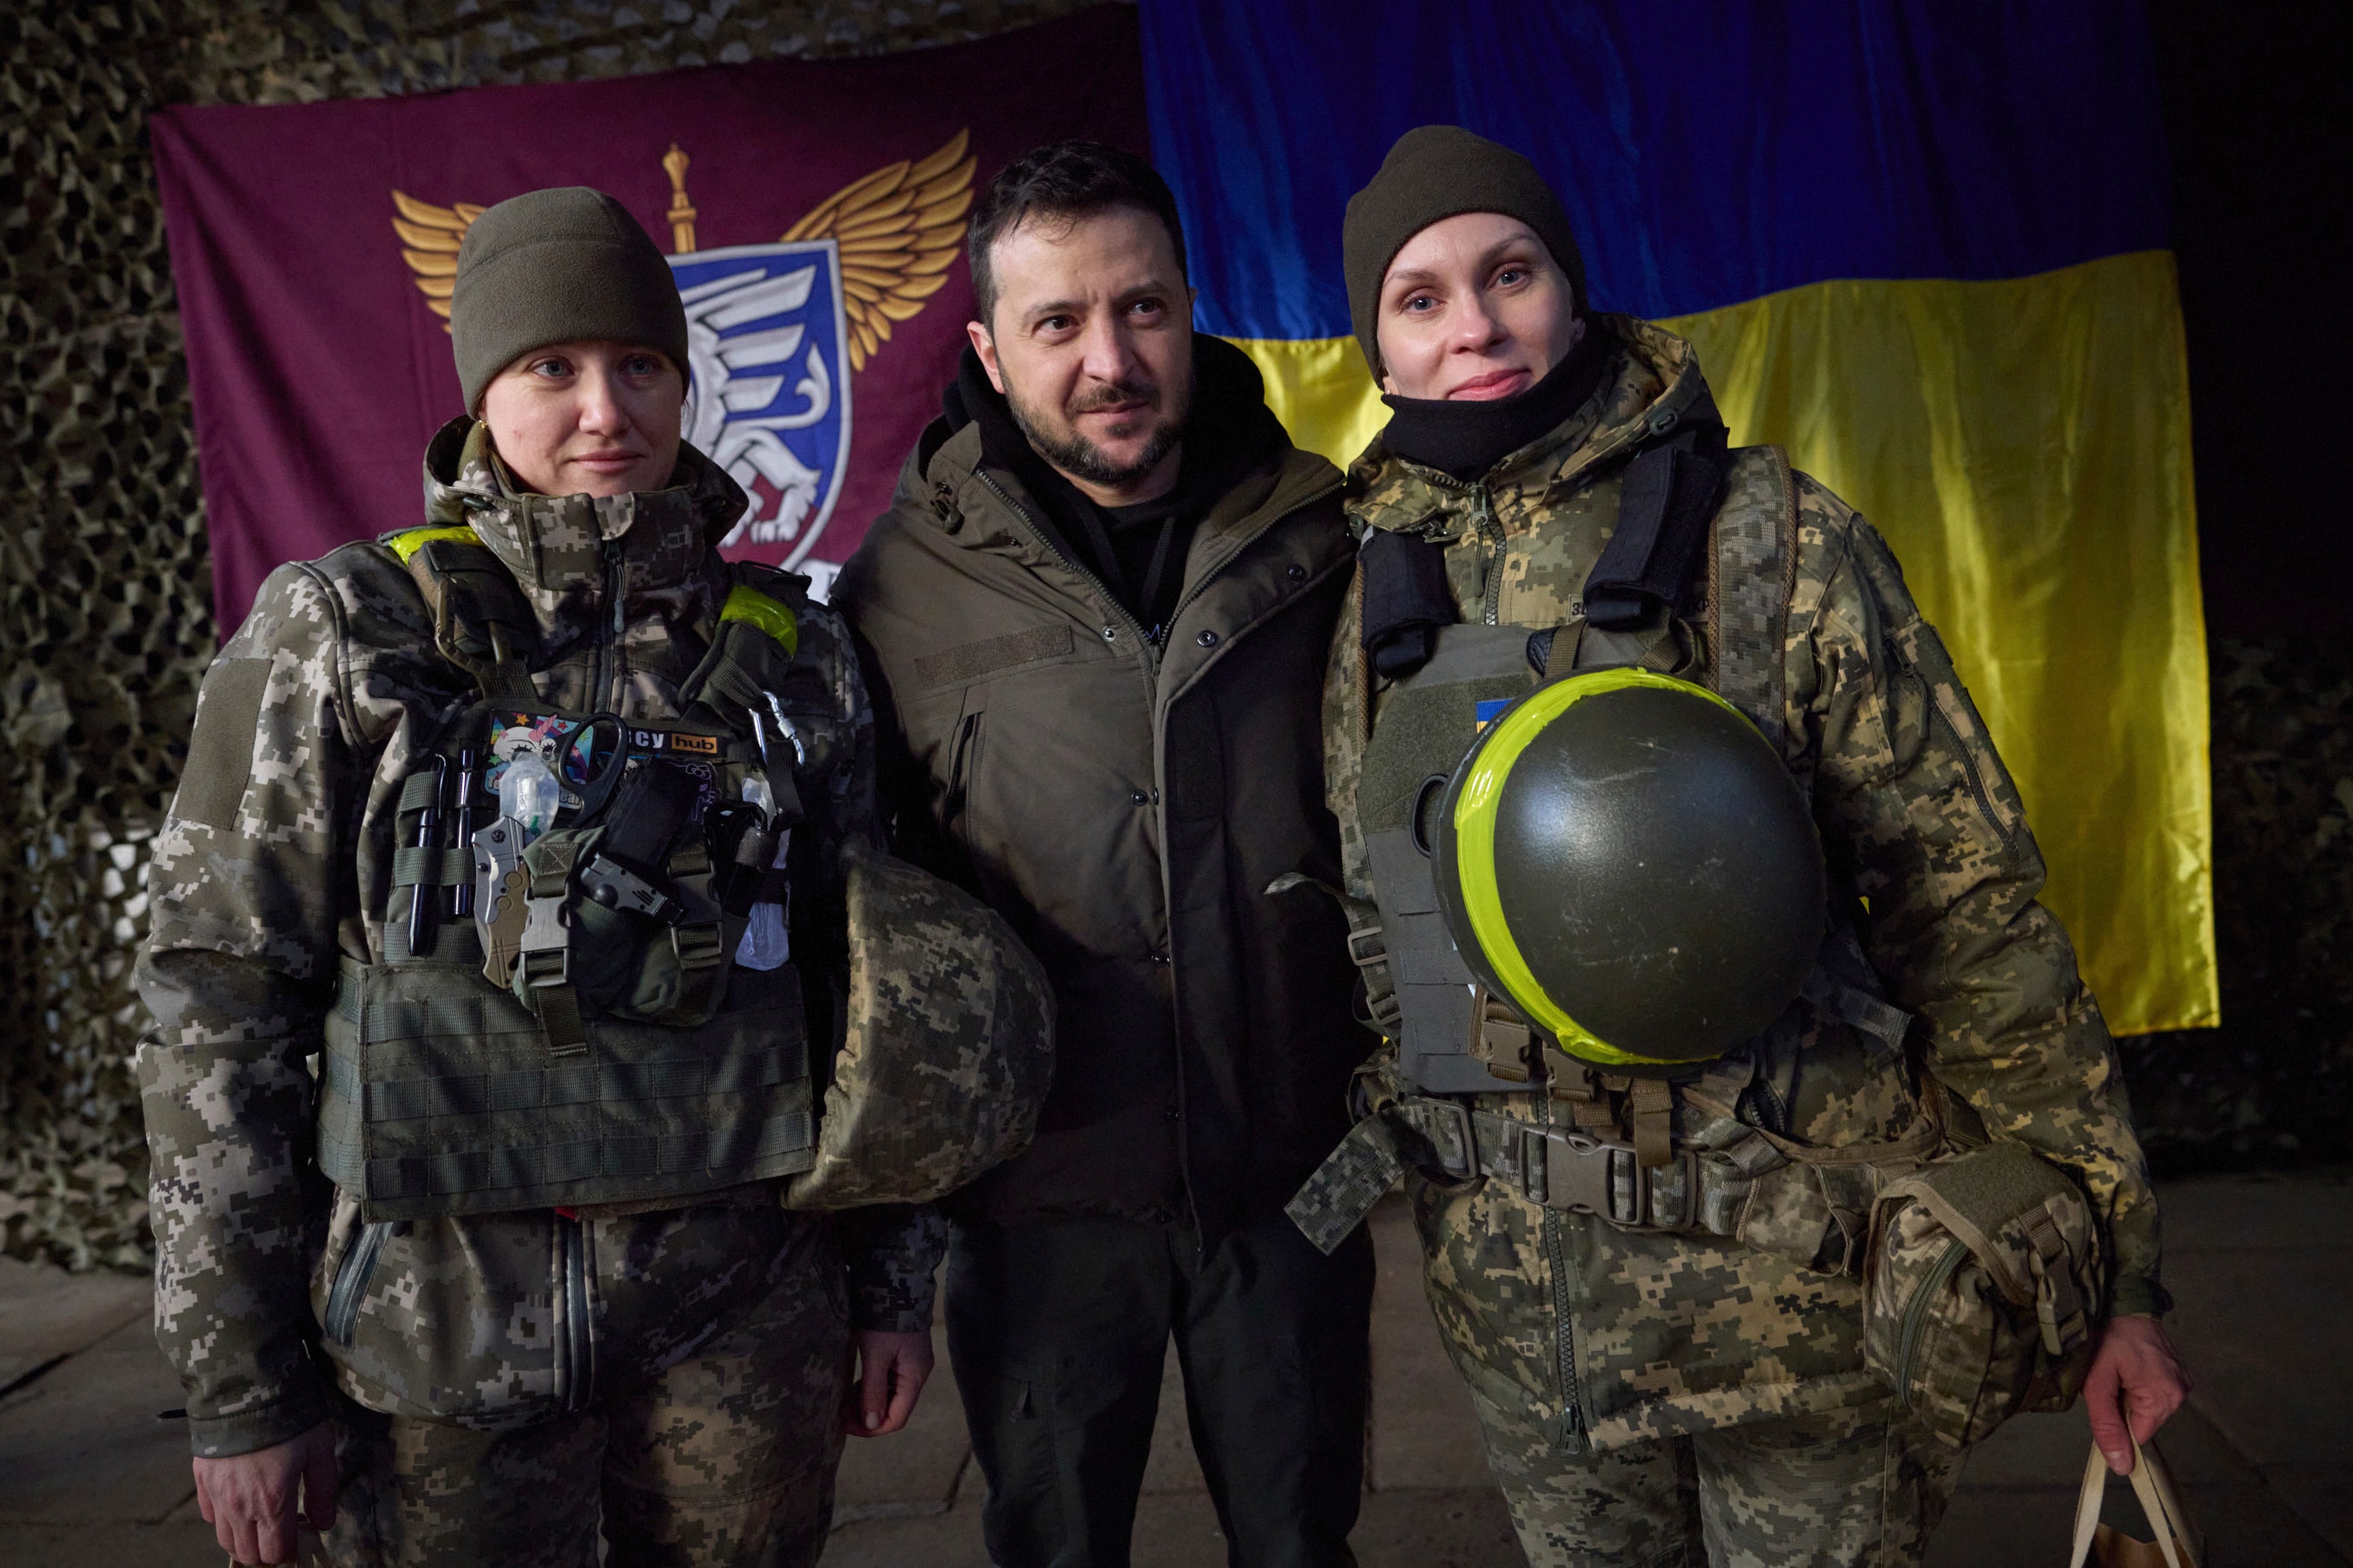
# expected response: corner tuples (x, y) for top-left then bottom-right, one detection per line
(1581, 401), (1732, 631)
(1357, 528), (1458, 680)
(387, 526), (540, 702)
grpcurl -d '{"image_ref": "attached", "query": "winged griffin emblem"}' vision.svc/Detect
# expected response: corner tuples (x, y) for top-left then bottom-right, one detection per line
(392, 131), (974, 566)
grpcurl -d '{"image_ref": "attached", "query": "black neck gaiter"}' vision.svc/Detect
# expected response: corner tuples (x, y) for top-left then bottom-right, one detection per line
(1379, 333), (1614, 481)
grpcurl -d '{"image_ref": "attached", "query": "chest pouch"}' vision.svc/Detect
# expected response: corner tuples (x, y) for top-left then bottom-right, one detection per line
(515, 750), (741, 1044)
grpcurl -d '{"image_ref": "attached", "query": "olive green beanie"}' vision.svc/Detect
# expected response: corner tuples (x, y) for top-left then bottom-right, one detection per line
(1342, 126), (1588, 380)
(450, 187), (689, 413)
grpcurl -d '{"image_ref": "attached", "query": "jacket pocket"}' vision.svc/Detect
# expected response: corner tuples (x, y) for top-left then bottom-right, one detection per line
(318, 1214), (562, 1425)
(943, 707), (984, 837)
(322, 1221), (391, 1348)
(1888, 620), (2019, 848)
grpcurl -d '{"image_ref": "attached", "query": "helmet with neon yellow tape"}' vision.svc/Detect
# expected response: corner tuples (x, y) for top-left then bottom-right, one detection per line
(1430, 668), (1824, 1070)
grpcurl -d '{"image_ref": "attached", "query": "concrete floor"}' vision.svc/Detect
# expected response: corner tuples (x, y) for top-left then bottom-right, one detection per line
(3, 1173), (2346, 1566)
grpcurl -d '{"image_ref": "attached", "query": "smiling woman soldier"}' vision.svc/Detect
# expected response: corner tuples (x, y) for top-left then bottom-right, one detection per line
(1287, 127), (2192, 1567)
(133, 188), (1051, 1567)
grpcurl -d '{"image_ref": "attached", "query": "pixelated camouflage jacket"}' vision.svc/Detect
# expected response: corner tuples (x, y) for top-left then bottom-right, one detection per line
(136, 419), (941, 1458)
(1323, 316), (2161, 1448)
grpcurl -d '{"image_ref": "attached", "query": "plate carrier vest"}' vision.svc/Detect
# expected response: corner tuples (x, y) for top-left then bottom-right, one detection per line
(1288, 411), (1936, 1261)
(315, 526), (835, 1223)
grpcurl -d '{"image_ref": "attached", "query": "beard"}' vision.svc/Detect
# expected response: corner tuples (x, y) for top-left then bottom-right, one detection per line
(1005, 370), (1190, 490)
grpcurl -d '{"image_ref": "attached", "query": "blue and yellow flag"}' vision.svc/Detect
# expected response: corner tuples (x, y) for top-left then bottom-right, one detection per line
(1142, 0), (2213, 1034)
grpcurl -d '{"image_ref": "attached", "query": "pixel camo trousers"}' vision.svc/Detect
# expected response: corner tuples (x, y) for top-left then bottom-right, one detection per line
(1471, 1390), (1965, 1568)
(322, 1251), (851, 1567)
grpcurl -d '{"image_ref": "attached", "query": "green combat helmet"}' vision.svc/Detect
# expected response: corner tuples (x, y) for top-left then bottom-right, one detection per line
(1431, 668), (1825, 1071)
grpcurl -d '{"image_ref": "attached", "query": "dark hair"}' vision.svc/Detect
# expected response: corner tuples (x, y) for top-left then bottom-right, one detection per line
(967, 140), (1187, 327)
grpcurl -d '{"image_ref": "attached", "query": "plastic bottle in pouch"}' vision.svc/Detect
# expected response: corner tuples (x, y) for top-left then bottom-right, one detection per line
(735, 772), (791, 971)
(497, 742), (561, 844)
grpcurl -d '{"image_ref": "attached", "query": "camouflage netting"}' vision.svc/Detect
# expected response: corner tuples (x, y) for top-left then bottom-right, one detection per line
(2, 2), (2344, 1274)
(0, 0), (1098, 1271)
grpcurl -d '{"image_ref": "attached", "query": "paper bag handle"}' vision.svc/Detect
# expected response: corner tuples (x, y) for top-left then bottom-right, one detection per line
(2067, 1429), (2197, 1568)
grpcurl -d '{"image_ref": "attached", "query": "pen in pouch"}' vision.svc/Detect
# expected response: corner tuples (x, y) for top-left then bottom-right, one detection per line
(408, 754), (446, 954)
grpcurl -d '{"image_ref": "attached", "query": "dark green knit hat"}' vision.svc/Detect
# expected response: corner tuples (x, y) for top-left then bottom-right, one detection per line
(1342, 126), (1588, 380)
(450, 187), (689, 413)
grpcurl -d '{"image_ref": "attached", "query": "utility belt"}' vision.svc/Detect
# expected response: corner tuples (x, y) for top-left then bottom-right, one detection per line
(1391, 1097), (1710, 1232)
(1289, 1053), (1941, 1278)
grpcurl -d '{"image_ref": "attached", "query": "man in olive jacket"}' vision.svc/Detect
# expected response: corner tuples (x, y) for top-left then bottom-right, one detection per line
(836, 142), (1371, 1567)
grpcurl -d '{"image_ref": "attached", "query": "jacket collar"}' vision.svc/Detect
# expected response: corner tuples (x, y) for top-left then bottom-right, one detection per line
(1346, 314), (1708, 539)
(913, 340), (1341, 570)
(421, 417), (746, 606)
(923, 419), (1337, 570)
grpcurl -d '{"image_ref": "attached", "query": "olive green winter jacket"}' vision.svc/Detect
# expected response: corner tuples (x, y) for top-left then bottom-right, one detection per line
(837, 341), (1366, 1249)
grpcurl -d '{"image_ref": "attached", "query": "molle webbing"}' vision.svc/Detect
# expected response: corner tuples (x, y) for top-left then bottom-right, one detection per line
(318, 956), (817, 1221)
(391, 769), (474, 899)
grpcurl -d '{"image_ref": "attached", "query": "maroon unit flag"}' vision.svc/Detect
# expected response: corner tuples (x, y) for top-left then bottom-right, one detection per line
(151, 9), (1147, 632)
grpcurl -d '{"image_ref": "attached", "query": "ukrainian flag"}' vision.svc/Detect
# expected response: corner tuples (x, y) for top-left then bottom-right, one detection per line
(1148, 3), (2211, 1043)
(1139, 0), (2212, 1035)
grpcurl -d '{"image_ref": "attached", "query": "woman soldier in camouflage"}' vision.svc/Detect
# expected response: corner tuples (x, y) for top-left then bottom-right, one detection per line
(1296, 127), (2191, 1565)
(136, 189), (938, 1566)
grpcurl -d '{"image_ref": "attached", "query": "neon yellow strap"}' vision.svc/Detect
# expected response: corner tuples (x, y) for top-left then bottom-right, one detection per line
(385, 525), (481, 563)
(1450, 668), (1749, 1068)
(720, 586), (799, 656)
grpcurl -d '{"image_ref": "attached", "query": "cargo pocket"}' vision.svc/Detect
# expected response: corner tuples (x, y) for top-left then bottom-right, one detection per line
(944, 703), (986, 845)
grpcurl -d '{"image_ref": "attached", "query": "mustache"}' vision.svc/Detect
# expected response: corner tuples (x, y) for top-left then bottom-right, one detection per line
(1066, 380), (1157, 415)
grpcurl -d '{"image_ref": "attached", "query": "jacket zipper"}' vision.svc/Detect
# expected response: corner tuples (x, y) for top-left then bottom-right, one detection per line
(1893, 1237), (1969, 1399)
(1374, 464), (1500, 626)
(554, 1212), (595, 1413)
(1475, 485), (1505, 625)
(1928, 696), (2015, 848)
(1537, 1094), (1587, 1452)
(322, 1220), (391, 1347)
